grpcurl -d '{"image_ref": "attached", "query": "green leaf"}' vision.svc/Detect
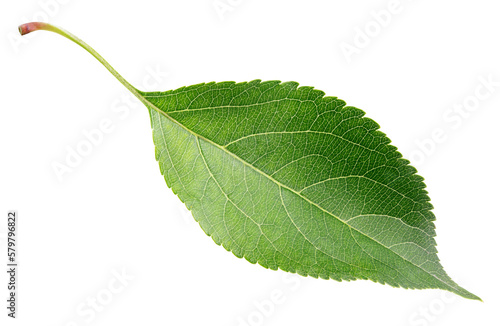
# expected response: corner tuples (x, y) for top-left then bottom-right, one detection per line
(19, 22), (480, 301)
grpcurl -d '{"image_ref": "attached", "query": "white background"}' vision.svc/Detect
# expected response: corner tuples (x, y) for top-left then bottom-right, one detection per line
(1, 1), (499, 325)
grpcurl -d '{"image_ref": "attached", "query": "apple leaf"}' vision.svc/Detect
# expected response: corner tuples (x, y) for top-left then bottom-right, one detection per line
(19, 22), (480, 300)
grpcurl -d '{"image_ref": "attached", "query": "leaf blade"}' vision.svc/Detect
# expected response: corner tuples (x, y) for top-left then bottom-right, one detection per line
(142, 80), (479, 300)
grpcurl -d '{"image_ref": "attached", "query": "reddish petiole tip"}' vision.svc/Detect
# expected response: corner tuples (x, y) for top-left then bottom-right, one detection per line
(18, 22), (51, 36)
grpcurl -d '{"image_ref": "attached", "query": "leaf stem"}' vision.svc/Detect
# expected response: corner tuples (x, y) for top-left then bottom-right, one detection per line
(18, 22), (141, 98)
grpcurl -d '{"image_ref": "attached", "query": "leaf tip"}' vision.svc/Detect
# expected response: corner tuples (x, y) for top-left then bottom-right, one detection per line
(467, 292), (483, 302)
(450, 285), (482, 301)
